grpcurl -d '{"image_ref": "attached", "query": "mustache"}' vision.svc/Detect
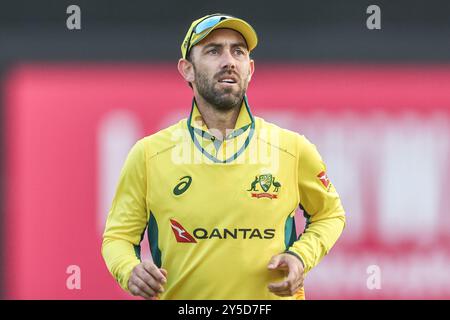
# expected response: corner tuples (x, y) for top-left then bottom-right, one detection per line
(215, 70), (240, 81)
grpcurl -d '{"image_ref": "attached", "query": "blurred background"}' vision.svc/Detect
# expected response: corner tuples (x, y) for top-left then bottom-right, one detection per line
(1, 0), (450, 299)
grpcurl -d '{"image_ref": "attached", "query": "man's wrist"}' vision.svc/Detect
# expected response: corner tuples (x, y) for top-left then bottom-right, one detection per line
(284, 250), (306, 269)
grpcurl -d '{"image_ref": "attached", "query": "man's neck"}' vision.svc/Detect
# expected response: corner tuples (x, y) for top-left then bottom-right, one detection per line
(194, 94), (242, 140)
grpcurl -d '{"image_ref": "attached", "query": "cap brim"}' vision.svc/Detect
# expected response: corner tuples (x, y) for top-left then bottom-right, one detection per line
(192, 18), (258, 52)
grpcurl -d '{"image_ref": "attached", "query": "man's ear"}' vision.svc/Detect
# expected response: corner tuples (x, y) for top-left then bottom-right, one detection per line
(248, 59), (255, 82)
(177, 58), (195, 83)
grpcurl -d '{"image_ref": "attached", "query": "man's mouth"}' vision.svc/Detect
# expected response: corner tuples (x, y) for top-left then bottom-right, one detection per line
(217, 73), (238, 84)
(218, 78), (237, 85)
(219, 78), (237, 87)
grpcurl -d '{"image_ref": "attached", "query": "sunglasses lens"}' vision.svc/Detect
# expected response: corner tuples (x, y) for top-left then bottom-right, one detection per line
(194, 16), (228, 34)
(185, 15), (232, 58)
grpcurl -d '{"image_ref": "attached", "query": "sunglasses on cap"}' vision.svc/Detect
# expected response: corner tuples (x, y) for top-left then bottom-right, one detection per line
(185, 14), (235, 59)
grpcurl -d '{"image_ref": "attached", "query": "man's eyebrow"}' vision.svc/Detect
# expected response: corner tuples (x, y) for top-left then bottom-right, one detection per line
(231, 42), (248, 49)
(202, 42), (249, 50)
(202, 43), (223, 50)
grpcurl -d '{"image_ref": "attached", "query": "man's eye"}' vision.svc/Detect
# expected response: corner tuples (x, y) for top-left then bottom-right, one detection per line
(235, 49), (245, 55)
(208, 49), (218, 54)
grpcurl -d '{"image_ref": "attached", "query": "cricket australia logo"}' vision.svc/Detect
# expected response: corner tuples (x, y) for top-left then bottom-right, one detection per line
(247, 174), (281, 199)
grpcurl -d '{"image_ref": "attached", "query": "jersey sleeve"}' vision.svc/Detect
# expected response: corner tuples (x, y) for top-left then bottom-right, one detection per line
(286, 135), (346, 274)
(101, 139), (149, 292)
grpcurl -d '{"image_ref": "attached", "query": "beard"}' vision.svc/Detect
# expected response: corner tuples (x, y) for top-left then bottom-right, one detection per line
(193, 66), (248, 112)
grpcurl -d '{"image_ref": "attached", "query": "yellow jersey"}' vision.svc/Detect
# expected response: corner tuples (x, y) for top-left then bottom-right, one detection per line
(102, 96), (346, 300)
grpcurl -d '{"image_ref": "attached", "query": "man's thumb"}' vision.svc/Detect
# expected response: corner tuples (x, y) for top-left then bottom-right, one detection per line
(268, 255), (281, 269)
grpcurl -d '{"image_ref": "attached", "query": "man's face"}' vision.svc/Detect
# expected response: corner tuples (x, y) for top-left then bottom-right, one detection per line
(188, 28), (255, 111)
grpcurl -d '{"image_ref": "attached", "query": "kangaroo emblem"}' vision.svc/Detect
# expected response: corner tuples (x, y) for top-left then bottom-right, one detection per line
(247, 176), (259, 191)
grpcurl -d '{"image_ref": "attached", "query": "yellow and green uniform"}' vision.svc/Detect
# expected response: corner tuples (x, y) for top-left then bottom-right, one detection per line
(102, 96), (346, 300)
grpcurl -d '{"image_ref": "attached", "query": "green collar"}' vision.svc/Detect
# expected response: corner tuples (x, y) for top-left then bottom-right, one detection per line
(187, 96), (255, 163)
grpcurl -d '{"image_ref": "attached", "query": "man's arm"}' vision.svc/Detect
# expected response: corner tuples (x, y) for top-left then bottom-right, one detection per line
(286, 135), (346, 274)
(267, 134), (345, 297)
(101, 140), (149, 292)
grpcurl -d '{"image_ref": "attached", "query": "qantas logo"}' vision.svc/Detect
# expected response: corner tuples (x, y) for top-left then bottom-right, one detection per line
(169, 219), (275, 243)
(317, 171), (331, 189)
(169, 219), (197, 243)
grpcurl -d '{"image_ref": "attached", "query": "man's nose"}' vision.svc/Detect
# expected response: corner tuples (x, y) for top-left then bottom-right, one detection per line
(220, 49), (236, 70)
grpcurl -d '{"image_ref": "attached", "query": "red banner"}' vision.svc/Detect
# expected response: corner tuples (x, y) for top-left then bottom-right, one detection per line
(4, 64), (450, 299)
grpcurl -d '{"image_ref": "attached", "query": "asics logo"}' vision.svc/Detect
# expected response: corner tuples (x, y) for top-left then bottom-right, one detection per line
(173, 176), (192, 196)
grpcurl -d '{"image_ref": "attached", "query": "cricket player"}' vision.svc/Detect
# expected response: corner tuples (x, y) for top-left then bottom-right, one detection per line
(102, 13), (346, 300)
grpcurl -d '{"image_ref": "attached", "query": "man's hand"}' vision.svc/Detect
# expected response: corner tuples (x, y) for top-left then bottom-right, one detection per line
(128, 260), (168, 300)
(267, 253), (305, 297)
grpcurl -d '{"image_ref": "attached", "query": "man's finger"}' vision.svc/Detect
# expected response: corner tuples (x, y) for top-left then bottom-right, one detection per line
(129, 283), (153, 300)
(286, 264), (299, 287)
(269, 260), (298, 285)
(272, 291), (292, 297)
(267, 255), (282, 269)
(269, 275), (301, 294)
(295, 275), (304, 291)
(270, 287), (298, 297)
(268, 284), (299, 297)
(268, 280), (289, 291)
(133, 276), (158, 297)
(285, 256), (304, 289)
(136, 269), (165, 293)
(268, 286), (292, 297)
(268, 255), (291, 271)
(142, 261), (167, 283)
(285, 276), (302, 295)
(159, 268), (168, 283)
(268, 286), (289, 295)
